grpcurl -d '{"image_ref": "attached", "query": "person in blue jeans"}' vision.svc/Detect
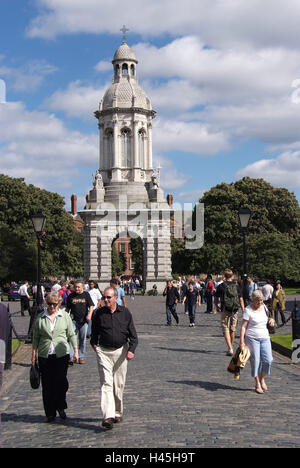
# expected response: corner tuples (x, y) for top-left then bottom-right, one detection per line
(182, 282), (201, 327)
(240, 289), (274, 394)
(66, 281), (94, 365)
(163, 280), (180, 326)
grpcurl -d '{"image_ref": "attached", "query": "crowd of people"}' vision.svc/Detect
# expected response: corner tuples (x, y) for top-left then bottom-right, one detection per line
(162, 270), (289, 397)
(4, 271), (287, 427)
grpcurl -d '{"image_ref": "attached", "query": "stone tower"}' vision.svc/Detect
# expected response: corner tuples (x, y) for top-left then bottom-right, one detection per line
(80, 39), (172, 292)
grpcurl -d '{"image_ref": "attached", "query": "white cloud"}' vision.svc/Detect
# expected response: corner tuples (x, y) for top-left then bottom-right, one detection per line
(0, 102), (98, 193)
(0, 58), (57, 92)
(153, 155), (189, 191)
(153, 117), (230, 155)
(236, 151), (300, 189)
(26, 0), (300, 51)
(45, 80), (107, 118)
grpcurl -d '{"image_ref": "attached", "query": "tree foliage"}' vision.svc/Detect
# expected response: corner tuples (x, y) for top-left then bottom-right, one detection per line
(172, 177), (300, 282)
(0, 175), (83, 281)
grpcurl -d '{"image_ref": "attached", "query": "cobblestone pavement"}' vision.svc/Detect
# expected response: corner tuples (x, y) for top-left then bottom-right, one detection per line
(1, 295), (300, 448)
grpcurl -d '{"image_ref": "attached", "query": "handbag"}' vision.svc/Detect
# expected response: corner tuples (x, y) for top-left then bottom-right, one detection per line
(30, 361), (40, 389)
(264, 304), (276, 334)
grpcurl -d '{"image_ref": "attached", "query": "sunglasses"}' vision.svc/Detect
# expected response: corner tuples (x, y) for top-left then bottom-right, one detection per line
(103, 296), (113, 300)
(48, 303), (58, 307)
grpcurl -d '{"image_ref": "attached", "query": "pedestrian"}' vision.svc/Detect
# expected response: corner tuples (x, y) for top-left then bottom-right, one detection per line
(58, 281), (71, 311)
(90, 286), (138, 430)
(272, 280), (286, 325)
(240, 289), (274, 394)
(262, 280), (274, 309)
(51, 280), (61, 293)
(65, 280), (94, 365)
(110, 279), (126, 307)
(0, 303), (11, 427)
(18, 280), (31, 316)
(182, 281), (201, 327)
(205, 275), (214, 313)
(87, 280), (103, 338)
(163, 280), (180, 326)
(31, 292), (79, 422)
(214, 269), (245, 356)
(32, 283), (46, 304)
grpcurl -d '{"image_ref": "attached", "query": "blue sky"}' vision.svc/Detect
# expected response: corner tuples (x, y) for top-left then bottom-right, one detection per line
(1, 0), (300, 211)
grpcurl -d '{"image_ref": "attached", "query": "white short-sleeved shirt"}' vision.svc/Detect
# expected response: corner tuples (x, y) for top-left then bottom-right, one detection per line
(243, 305), (269, 339)
(88, 288), (102, 309)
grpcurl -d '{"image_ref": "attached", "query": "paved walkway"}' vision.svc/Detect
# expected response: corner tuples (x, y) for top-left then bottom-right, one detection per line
(1, 295), (300, 448)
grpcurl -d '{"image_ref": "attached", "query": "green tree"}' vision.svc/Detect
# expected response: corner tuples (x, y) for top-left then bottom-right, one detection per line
(111, 244), (126, 277)
(130, 238), (143, 275)
(172, 177), (300, 281)
(0, 175), (83, 281)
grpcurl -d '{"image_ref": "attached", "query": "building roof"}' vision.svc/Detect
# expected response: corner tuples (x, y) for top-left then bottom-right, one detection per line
(112, 42), (138, 63)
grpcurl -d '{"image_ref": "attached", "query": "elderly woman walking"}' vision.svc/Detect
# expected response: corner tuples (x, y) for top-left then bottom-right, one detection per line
(240, 290), (274, 394)
(32, 292), (79, 422)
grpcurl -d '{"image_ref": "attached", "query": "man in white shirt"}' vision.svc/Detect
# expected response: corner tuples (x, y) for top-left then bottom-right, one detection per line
(18, 281), (30, 316)
(262, 280), (274, 308)
(87, 280), (102, 338)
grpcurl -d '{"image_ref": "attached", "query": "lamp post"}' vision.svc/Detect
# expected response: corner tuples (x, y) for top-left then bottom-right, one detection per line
(238, 206), (251, 276)
(27, 211), (46, 342)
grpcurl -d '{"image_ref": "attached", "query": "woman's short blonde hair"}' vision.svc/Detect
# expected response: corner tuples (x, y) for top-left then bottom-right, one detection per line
(251, 289), (263, 302)
(46, 291), (62, 306)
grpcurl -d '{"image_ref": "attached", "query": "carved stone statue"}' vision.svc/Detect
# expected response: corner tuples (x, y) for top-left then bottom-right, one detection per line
(151, 172), (159, 189)
(93, 170), (104, 189)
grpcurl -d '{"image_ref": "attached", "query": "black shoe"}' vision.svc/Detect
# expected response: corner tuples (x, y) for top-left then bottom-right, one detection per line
(102, 418), (114, 430)
(46, 415), (56, 423)
(58, 409), (67, 420)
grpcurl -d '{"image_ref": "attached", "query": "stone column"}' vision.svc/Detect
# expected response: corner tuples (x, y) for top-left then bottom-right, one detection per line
(147, 122), (153, 170)
(99, 122), (104, 170)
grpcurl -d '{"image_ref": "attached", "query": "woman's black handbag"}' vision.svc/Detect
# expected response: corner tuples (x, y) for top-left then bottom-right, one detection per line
(30, 361), (40, 389)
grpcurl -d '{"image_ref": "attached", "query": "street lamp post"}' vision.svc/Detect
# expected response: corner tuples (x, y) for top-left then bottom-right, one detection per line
(238, 206), (252, 276)
(26, 211), (46, 342)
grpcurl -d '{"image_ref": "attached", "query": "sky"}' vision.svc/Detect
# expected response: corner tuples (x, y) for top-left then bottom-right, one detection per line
(1, 0), (300, 212)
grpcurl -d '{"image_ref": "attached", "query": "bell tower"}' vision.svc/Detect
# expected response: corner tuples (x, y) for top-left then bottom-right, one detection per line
(80, 33), (172, 292)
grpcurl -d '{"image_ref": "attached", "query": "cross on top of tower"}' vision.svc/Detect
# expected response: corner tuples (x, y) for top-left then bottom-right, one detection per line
(120, 25), (129, 43)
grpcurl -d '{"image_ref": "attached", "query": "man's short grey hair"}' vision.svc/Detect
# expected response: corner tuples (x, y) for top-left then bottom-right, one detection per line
(104, 286), (118, 297)
(251, 289), (263, 301)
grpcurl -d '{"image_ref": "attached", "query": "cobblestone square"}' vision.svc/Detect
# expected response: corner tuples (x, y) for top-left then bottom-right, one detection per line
(1, 295), (300, 448)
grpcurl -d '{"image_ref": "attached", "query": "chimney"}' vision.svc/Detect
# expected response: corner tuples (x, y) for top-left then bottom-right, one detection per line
(71, 194), (77, 215)
(167, 193), (173, 208)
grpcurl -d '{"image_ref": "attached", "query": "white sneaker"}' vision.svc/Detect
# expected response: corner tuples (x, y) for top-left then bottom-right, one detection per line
(226, 349), (233, 356)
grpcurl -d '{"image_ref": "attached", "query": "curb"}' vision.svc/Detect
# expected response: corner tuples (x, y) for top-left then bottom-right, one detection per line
(271, 340), (292, 359)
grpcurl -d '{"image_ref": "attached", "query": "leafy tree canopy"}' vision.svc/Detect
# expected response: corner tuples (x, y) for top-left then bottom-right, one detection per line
(172, 177), (300, 282)
(0, 175), (83, 281)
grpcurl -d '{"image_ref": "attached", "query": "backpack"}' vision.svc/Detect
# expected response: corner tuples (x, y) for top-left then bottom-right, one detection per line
(223, 282), (240, 313)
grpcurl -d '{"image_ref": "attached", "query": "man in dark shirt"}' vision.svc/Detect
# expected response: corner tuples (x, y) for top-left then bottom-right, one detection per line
(163, 280), (180, 326)
(182, 281), (200, 327)
(66, 280), (94, 365)
(90, 286), (138, 430)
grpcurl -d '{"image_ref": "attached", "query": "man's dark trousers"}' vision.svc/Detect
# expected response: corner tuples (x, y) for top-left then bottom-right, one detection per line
(166, 304), (179, 325)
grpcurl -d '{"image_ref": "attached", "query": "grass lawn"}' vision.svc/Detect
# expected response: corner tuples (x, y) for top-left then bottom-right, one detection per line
(284, 288), (300, 295)
(271, 334), (292, 350)
(12, 339), (21, 353)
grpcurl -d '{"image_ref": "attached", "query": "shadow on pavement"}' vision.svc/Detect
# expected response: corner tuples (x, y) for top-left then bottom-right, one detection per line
(168, 380), (251, 392)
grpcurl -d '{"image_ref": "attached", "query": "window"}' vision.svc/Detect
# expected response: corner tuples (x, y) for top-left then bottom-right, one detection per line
(105, 129), (114, 168)
(138, 129), (146, 168)
(130, 64), (135, 76)
(121, 128), (132, 167)
(119, 243), (126, 253)
(122, 63), (128, 75)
